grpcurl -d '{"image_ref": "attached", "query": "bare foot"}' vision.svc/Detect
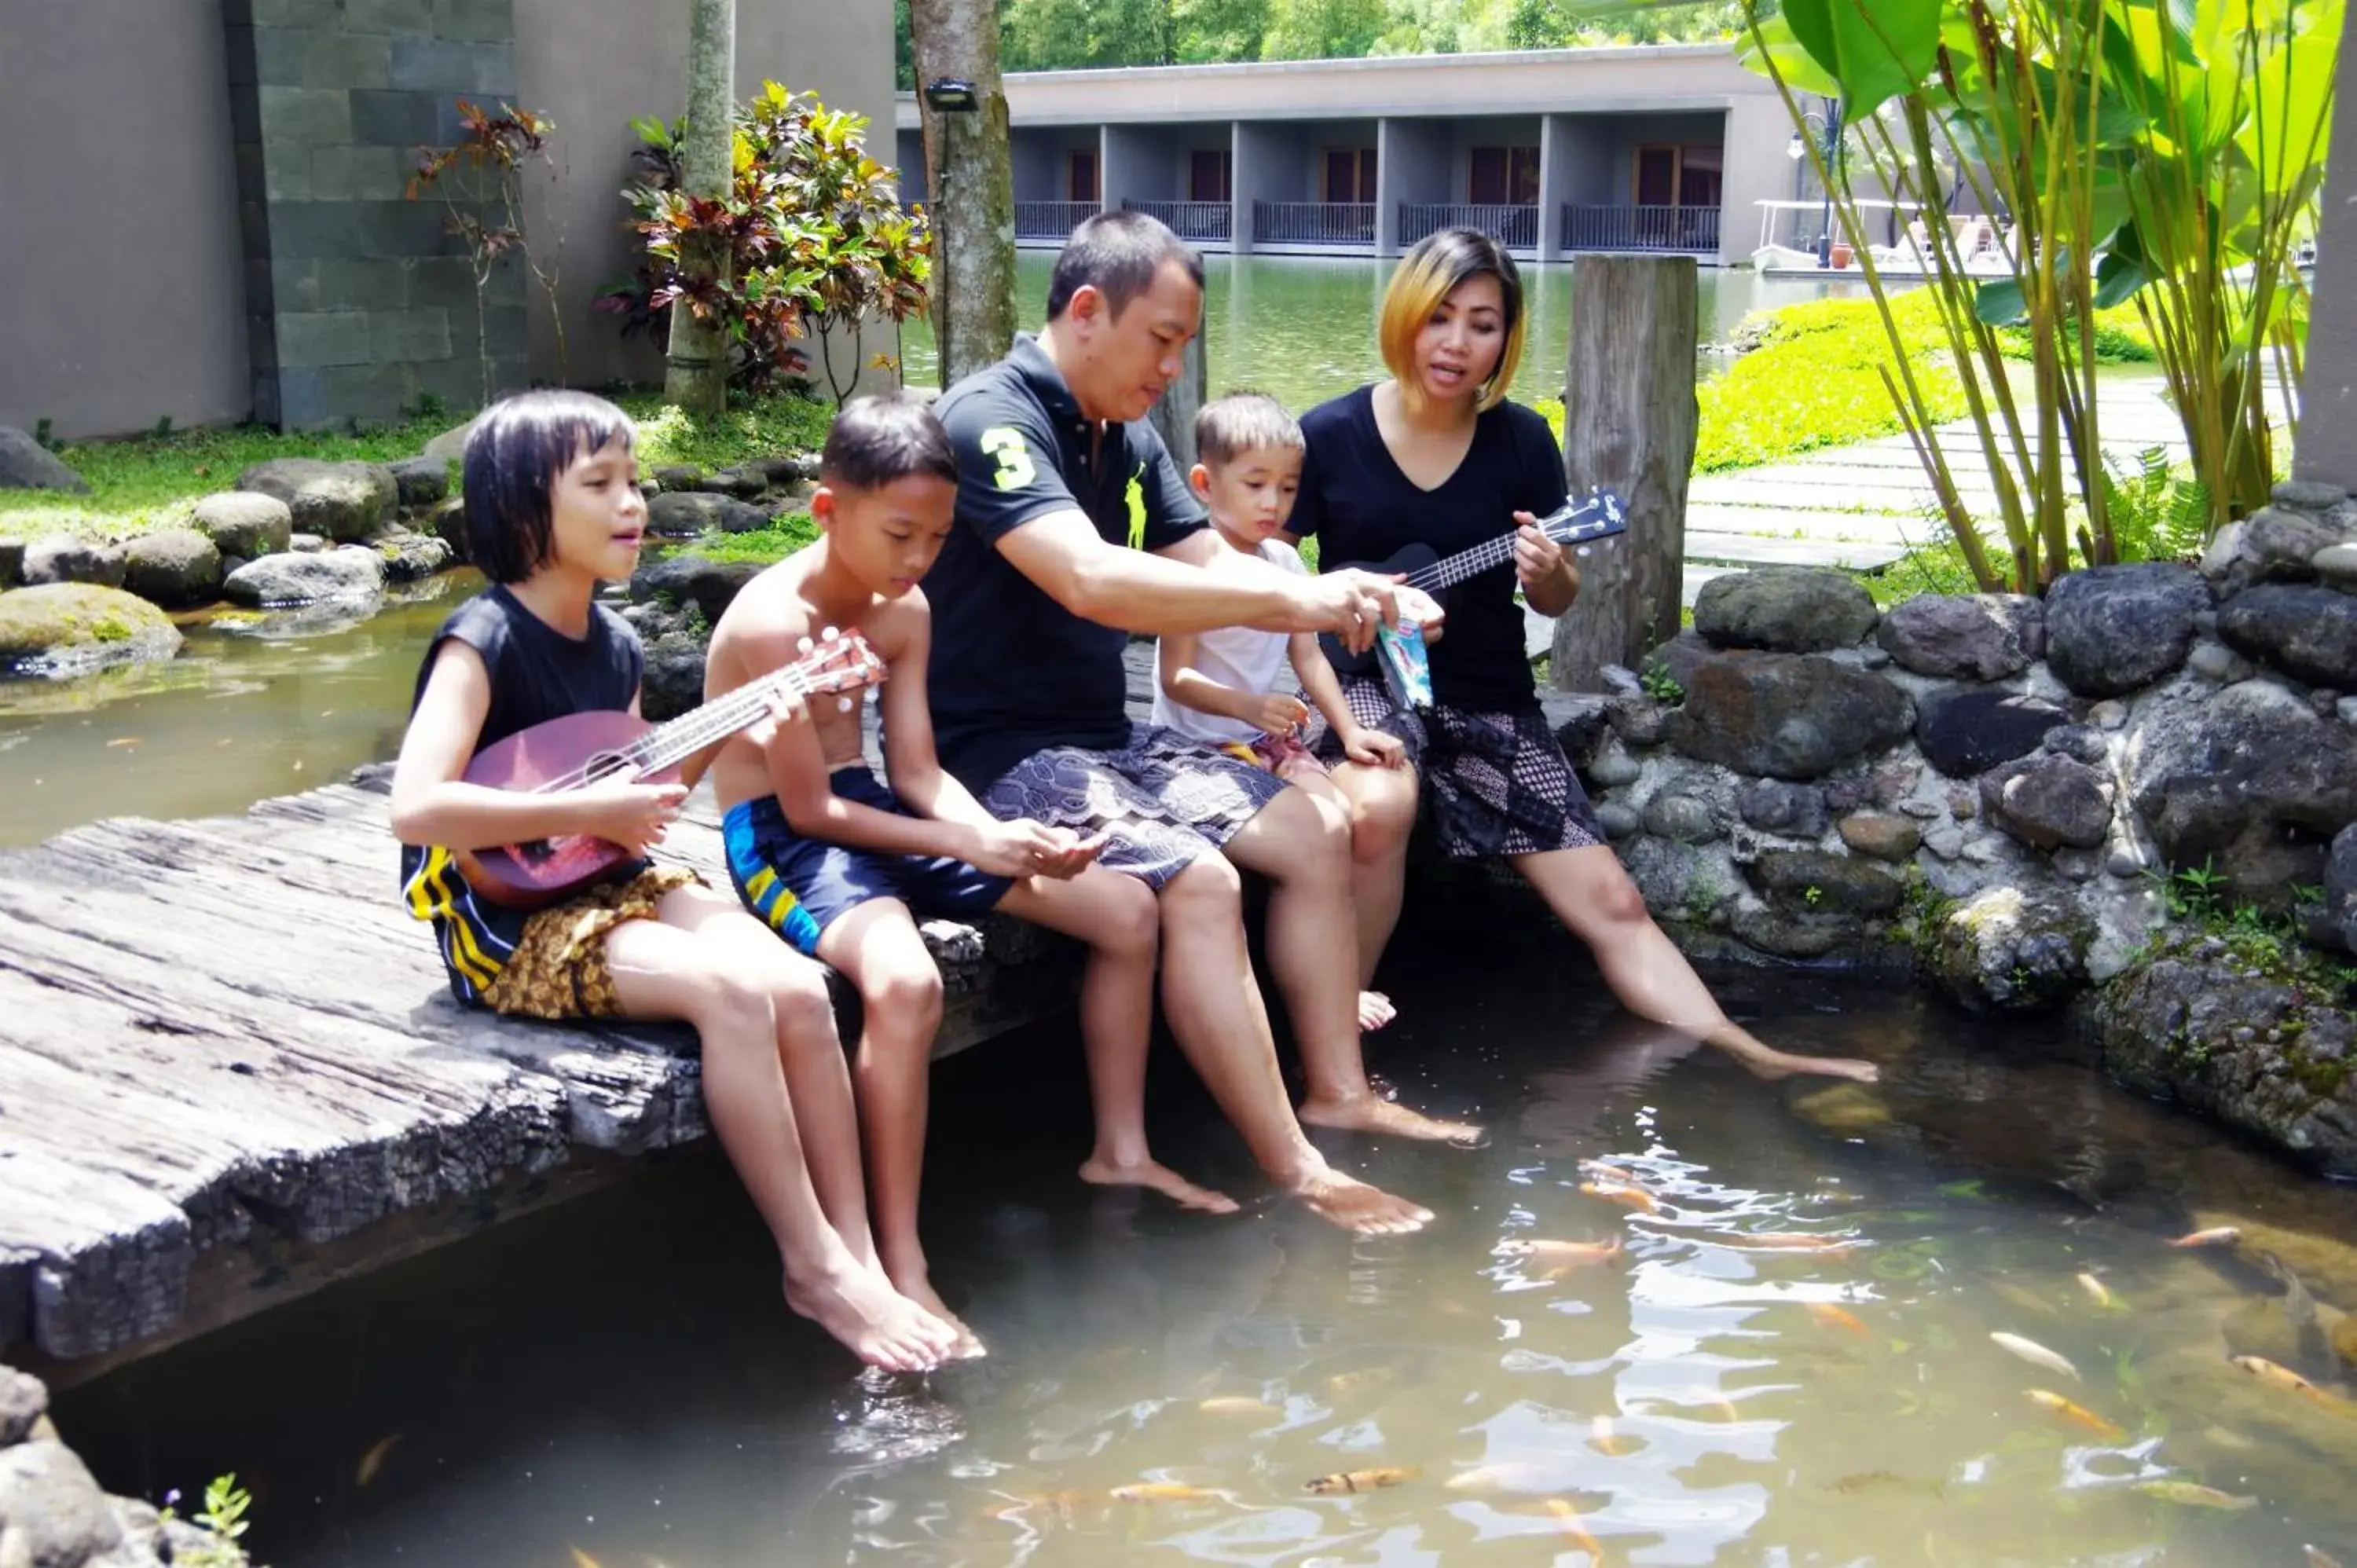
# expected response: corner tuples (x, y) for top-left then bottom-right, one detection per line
(1080, 1155), (1241, 1214)
(1358, 990), (1397, 1031)
(1291, 1167), (1433, 1235)
(890, 1273), (988, 1361)
(783, 1263), (960, 1373)
(1720, 1043), (1880, 1083)
(1300, 1093), (1484, 1146)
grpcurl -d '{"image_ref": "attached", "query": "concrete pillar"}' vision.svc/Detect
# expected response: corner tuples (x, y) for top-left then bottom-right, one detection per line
(1537, 112), (1569, 262)
(1377, 116), (1450, 258)
(1376, 118), (1403, 255)
(1230, 120), (1251, 254)
(1103, 123), (1157, 214)
(2295, 28), (2357, 487)
(1233, 120), (1300, 254)
(1718, 93), (1791, 266)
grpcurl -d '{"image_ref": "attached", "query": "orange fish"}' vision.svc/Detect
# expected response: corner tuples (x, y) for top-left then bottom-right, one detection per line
(1589, 1414), (1637, 1456)
(1578, 1160), (1641, 1185)
(1304, 1466), (1417, 1494)
(1545, 1497), (1607, 1559)
(985, 1489), (1083, 1523)
(1503, 1236), (1624, 1276)
(1721, 1233), (1856, 1255)
(1581, 1181), (1659, 1214)
(2231, 1354), (2357, 1413)
(1809, 1302), (1871, 1339)
(2169, 1226), (2242, 1248)
(354, 1432), (401, 1486)
(1111, 1482), (1226, 1504)
(2075, 1272), (2117, 1310)
(2025, 1388), (2125, 1440)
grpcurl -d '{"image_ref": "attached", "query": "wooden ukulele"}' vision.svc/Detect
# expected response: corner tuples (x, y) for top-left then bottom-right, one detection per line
(457, 628), (885, 908)
(1318, 488), (1628, 676)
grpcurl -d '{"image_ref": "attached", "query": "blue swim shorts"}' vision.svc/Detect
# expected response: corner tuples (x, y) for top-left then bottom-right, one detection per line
(720, 770), (1013, 955)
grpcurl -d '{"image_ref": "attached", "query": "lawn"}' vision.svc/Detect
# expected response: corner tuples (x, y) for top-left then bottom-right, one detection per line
(0, 390), (834, 547)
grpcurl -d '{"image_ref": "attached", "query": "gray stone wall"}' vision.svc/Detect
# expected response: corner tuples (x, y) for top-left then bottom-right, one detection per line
(225, 0), (527, 428)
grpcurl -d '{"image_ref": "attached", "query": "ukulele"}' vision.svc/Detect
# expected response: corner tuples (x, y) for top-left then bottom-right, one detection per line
(456, 628), (886, 909)
(1318, 488), (1628, 676)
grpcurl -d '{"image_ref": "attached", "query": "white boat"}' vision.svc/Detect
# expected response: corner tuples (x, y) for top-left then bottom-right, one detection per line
(1751, 198), (2017, 279)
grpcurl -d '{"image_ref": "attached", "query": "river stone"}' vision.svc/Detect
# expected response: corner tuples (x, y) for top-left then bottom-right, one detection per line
(2128, 678), (2357, 911)
(2242, 507), (2344, 582)
(118, 529), (222, 608)
(2043, 724), (2110, 765)
(1546, 694), (1615, 772)
(1641, 630), (1714, 694)
(0, 540), (18, 590)
(1728, 900), (1866, 960)
(419, 416), (478, 467)
(2325, 824), (2357, 954)
(18, 535), (124, 590)
(1929, 884), (2093, 1011)
(2088, 928), (2357, 1176)
(1642, 793), (1719, 844)
(189, 491), (292, 559)
(234, 458), (398, 543)
(1667, 653), (1912, 781)
(0, 1368), (43, 1447)
(647, 491), (767, 538)
(389, 455), (450, 508)
(1692, 565), (1878, 653)
(703, 466), (768, 498)
(288, 532), (326, 553)
(1585, 741), (1640, 788)
(1739, 779), (1828, 837)
(1838, 811), (1921, 861)
(1595, 801), (1640, 841)
(2218, 584), (2357, 689)
(2044, 562), (2211, 697)
(640, 628), (707, 722)
(2314, 543), (2357, 592)
(221, 545), (387, 607)
(653, 463), (705, 493)
(374, 530), (453, 583)
(2187, 639), (2255, 683)
(0, 1441), (127, 1567)
(629, 553), (761, 625)
(1747, 848), (1903, 916)
(0, 427), (87, 493)
(428, 496), (468, 562)
(0, 584), (181, 671)
(2276, 479), (2352, 515)
(1914, 685), (2068, 777)
(1875, 592), (2043, 680)
(1981, 755), (2113, 850)
(1606, 694), (1670, 746)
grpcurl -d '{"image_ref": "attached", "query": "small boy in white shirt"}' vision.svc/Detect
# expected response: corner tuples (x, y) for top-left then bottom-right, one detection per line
(1153, 391), (1413, 1030)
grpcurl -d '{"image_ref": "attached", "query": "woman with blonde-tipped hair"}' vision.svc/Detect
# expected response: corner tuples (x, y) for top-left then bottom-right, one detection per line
(1289, 228), (1875, 1083)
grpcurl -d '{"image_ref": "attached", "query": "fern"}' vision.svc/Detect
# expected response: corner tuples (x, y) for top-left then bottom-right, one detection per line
(2101, 445), (2212, 564)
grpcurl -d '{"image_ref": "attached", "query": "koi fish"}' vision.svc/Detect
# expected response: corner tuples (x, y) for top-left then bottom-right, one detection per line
(2075, 1273), (2116, 1310)
(1578, 1160), (1640, 1185)
(1991, 1332), (2080, 1381)
(567, 1549), (601, 1568)
(2305, 1547), (2345, 1568)
(1325, 1368), (1398, 1397)
(105, 737), (141, 749)
(2025, 1388), (2124, 1440)
(355, 1432), (402, 1486)
(1111, 1482), (1226, 1504)
(2170, 1226), (2243, 1248)
(1581, 1181), (1659, 1214)
(1303, 1466), (1417, 1494)
(1443, 1461), (1552, 1494)
(2133, 1479), (2256, 1510)
(1544, 1497), (1606, 1559)
(1720, 1233), (1855, 1255)
(1990, 1280), (2061, 1319)
(2231, 1354), (2356, 1413)
(1198, 1397), (1281, 1420)
(985, 1489), (1084, 1523)
(1502, 1236), (1624, 1275)
(1589, 1414), (1636, 1456)
(1809, 1302), (1871, 1339)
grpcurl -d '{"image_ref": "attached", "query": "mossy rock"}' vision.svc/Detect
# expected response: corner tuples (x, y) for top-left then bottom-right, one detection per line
(0, 583), (182, 673)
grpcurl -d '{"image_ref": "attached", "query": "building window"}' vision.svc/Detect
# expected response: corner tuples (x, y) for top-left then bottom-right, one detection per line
(1633, 145), (1722, 207)
(1323, 147), (1376, 203)
(1469, 145), (1540, 206)
(1189, 148), (1233, 203)
(1677, 145), (1722, 209)
(1069, 149), (1100, 203)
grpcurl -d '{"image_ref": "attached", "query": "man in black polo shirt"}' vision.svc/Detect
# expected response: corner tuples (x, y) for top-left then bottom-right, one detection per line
(925, 211), (1463, 1237)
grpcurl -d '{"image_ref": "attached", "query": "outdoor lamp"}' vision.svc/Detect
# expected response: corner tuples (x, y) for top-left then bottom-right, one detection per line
(1787, 133), (1805, 160)
(923, 79), (979, 112)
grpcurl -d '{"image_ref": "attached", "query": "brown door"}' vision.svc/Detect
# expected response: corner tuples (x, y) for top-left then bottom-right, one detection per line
(1325, 148), (1358, 203)
(1190, 148), (1232, 203)
(1070, 150), (1098, 203)
(1633, 145), (1677, 206)
(1358, 148), (1378, 203)
(1509, 145), (1541, 206)
(1677, 147), (1722, 208)
(1469, 147), (1509, 206)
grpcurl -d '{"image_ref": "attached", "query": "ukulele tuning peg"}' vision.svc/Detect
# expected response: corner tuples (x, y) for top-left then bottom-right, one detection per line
(820, 625), (839, 640)
(836, 695), (854, 713)
(796, 635), (814, 654)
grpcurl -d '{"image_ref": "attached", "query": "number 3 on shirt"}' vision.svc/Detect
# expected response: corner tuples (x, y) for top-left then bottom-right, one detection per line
(979, 427), (1036, 491)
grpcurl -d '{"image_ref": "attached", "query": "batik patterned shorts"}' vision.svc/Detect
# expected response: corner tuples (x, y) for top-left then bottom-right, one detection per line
(478, 864), (703, 1020)
(1309, 675), (1606, 859)
(980, 722), (1289, 888)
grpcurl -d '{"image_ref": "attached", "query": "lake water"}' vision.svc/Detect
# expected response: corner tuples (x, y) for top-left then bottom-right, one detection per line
(0, 258), (1863, 848)
(49, 903), (2357, 1567)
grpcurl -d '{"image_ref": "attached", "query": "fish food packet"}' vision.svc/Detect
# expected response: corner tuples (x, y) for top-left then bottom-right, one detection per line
(1377, 618), (1434, 712)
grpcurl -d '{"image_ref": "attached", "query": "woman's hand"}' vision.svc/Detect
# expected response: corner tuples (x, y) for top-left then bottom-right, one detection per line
(1513, 510), (1581, 616)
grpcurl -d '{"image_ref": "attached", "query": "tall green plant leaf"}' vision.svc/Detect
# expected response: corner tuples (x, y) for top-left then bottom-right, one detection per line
(1736, 8), (1844, 96)
(1780, 0), (1943, 112)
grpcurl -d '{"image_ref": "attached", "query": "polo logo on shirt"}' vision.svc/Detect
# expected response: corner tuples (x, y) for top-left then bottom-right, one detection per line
(979, 427), (1036, 491)
(1124, 469), (1146, 550)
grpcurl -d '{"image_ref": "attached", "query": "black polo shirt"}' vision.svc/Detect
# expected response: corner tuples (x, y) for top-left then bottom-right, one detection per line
(924, 333), (1206, 790)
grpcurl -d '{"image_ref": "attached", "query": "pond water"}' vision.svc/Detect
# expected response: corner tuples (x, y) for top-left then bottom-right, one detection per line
(0, 260), (1866, 849)
(52, 904), (2357, 1567)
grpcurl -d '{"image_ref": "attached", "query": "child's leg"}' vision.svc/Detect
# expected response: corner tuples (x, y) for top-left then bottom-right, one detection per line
(1284, 766), (1403, 1032)
(600, 885), (957, 1371)
(813, 898), (984, 1356)
(995, 867), (1236, 1214)
(1321, 760), (1419, 992)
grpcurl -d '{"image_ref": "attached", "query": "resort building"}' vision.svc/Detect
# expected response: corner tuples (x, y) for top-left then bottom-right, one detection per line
(896, 44), (1800, 267)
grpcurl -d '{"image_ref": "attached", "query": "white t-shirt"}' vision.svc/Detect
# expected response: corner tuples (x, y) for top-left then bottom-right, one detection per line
(1150, 538), (1309, 746)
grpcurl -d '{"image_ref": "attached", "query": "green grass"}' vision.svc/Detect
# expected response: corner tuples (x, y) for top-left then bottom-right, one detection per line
(0, 390), (833, 548)
(684, 512), (820, 565)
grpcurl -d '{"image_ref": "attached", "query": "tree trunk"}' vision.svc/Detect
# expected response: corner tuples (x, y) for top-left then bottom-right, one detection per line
(663, 0), (735, 419)
(908, 0), (1017, 388)
(1551, 255), (1698, 691)
(1146, 324), (1206, 467)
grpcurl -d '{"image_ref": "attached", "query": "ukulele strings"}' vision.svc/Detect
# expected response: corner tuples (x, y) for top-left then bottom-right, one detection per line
(1397, 501), (1611, 595)
(528, 660), (827, 796)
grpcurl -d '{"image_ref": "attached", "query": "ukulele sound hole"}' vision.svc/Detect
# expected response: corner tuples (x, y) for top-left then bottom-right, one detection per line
(582, 750), (632, 785)
(511, 838), (559, 866)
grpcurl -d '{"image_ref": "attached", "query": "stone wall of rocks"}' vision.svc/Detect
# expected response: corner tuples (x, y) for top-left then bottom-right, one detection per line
(1569, 478), (2357, 1174)
(0, 1365), (242, 1568)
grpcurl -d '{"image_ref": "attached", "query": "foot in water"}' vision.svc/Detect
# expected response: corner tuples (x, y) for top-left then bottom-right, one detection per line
(784, 1262), (962, 1373)
(1358, 990), (1396, 1032)
(1301, 1092), (1483, 1146)
(1719, 1040), (1881, 1083)
(1291, 1166), (1434, 1235)
(1080, 1154), (1240, 1214)
(887, 1272), (988, 1361)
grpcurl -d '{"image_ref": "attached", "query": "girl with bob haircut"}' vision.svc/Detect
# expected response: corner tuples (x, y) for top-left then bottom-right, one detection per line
(390, 389), (965, 1373)
(1288, 230), (1876, 1083)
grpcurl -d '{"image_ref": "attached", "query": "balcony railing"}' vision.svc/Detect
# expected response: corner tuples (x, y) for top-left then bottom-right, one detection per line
(1014, 200), (1100, 240)
(1398, 203), (1538, 251)
(1560, 203), (1722, 255)
(1252, 201), (1375, 247)
(1123, 200), (1233, 244)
